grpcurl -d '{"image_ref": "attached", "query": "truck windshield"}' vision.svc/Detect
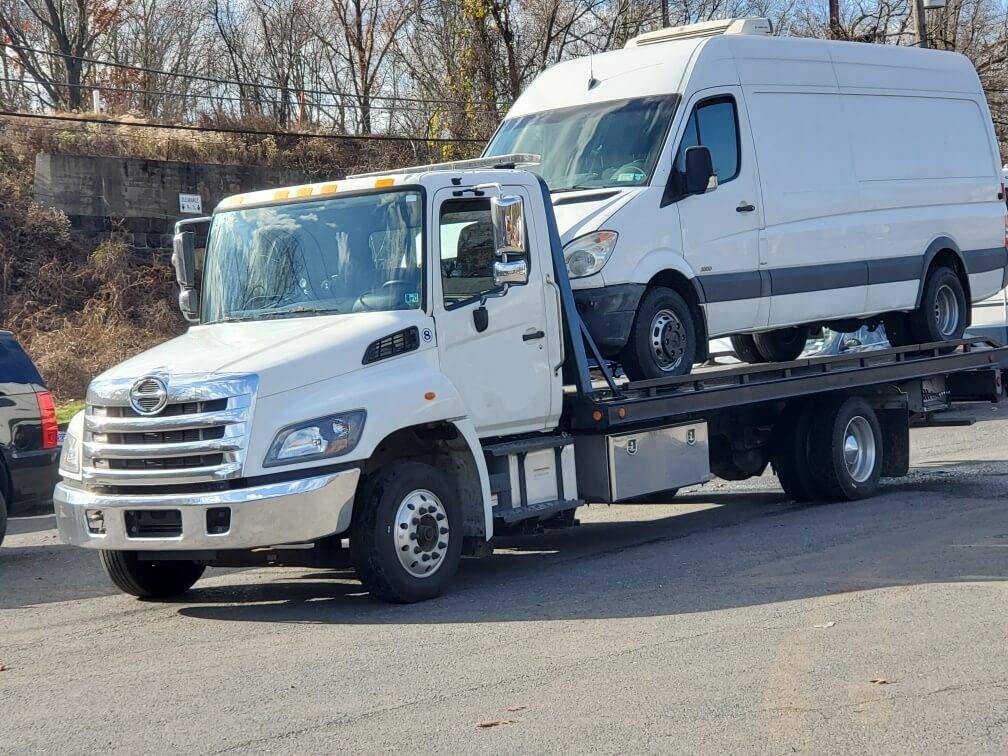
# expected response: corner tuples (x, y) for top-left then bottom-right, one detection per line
(485, 96), (678, 192)
(201, 189), (423, 324)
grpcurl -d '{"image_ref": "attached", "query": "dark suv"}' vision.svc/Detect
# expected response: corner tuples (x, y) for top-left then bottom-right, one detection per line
(0, 331), (60, 546)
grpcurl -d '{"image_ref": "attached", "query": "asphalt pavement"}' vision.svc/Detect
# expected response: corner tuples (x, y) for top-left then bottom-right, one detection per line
(3, 403), (1008, 754)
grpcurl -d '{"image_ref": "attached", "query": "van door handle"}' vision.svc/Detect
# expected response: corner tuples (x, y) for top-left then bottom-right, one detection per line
(736, 202), (755, 213)
(523, 329), (545, 341)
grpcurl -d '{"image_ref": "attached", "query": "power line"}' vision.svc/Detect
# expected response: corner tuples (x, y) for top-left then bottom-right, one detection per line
(0, 76), (502, 115)
(0, 42), (506, 107)
(0, 110), (487, 143)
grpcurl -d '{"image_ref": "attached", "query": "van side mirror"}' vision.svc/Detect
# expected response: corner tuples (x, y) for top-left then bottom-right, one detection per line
(490, 195), (526, 257)
(684, 146), (717, 195)
(172, 229), (200, 323)
(493, 258), (529, 287)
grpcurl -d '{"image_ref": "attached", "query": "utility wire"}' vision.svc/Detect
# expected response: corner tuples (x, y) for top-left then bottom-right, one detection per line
(0, 110), (487, 143)
(0, 42), (506, 107)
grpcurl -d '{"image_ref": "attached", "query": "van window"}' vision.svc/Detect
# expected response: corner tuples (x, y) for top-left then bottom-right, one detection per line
(439, 198), (499, 308)
(674, 97), (740, 184)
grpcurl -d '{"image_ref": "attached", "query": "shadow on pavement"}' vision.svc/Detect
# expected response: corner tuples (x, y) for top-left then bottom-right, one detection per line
(172, 477), (1008, 626)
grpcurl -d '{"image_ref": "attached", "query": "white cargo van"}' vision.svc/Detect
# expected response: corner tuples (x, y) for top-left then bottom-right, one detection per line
(485, 18), (1008, 378)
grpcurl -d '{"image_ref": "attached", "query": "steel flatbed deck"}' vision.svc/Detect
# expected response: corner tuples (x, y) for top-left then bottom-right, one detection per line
(565, 337), (1007, 431)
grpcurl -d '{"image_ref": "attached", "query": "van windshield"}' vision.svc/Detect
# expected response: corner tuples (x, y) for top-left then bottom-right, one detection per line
(201, 189), (423, 324)
(485, 96), (678, 192)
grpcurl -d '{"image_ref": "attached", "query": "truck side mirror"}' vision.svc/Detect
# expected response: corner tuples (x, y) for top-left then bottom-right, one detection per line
(172, 229), (200, 323)
(490, 195), (526, 257)
(684, 146), (717, 195)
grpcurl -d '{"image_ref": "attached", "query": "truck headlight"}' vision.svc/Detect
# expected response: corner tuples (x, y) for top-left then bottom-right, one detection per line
(59, 430), (81, 478)
(264, 410), (366, 467)
(563, 231), (617, 278)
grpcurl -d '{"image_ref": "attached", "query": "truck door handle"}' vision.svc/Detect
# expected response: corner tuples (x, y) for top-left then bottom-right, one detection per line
(736, 202), (755, 213)
(523, 329), (545, 341)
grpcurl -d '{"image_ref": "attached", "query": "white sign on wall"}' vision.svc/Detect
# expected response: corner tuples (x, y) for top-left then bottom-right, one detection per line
(178, 193), (203, 214)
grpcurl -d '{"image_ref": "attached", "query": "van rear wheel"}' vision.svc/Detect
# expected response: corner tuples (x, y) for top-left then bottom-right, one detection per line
(621, 287), (698, 380)
(911, 266), (967, 346)
(730, 334), (768, 364)
(753, 326), (809, 363)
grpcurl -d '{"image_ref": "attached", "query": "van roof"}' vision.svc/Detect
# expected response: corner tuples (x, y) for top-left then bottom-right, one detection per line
(505, 35), (980, 119)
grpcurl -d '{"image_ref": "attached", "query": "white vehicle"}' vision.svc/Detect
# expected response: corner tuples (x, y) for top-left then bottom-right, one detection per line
(54, 163), (1008, 602)
(484, 18), (1008, 378)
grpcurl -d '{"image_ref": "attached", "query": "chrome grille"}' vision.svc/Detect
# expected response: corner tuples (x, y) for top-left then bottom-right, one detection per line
(82, 374), (257, 487)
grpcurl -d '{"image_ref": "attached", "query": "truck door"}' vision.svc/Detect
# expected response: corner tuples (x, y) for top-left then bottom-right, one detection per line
(674, 88), (768, 334)
(432, 186), (559, 436)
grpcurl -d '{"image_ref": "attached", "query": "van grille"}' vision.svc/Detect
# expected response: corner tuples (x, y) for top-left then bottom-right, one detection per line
(82, 376), (255, 487)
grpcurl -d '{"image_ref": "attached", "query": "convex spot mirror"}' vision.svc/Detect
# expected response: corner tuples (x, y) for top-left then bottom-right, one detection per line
(684, 145), (718, 195)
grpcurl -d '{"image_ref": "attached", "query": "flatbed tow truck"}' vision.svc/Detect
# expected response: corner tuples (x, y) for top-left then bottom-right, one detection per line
(54, 156), (1008, 602)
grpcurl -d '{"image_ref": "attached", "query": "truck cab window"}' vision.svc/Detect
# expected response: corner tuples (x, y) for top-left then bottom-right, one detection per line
(674, 97), (740, 184)
(439, 198), (500, 308)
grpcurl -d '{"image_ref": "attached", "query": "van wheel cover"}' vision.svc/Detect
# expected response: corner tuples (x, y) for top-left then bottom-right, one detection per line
(650, 309), (687, 372)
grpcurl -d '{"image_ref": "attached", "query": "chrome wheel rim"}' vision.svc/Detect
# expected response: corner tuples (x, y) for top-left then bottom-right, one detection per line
(650, 309), (687, 372)
(843, 416), (876, 484)
(934, 284), (960, 338)
(393, 489), (449, 578)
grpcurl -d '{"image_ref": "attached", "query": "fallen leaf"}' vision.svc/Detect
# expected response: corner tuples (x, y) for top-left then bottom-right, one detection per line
(477, 719), (516, 729)
(504, 706), (526, 713)
(0, 665), (8, 672)
(814, 622), (836, 629)
(870, 678), (895, 685)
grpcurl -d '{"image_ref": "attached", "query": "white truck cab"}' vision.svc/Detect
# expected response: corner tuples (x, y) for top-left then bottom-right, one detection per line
(484, 18), (1008, 379)
(54, 159), (1008, 603)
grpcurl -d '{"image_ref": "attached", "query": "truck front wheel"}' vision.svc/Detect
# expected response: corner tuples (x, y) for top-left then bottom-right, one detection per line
(621, 287), (698, 380)
(98, 550), (205, 599)
(350, 461), (463, 603)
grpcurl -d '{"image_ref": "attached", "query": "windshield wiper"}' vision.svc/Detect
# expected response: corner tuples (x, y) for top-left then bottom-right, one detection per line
(258, 306), (341, 320)
(550, 185), (598, 194)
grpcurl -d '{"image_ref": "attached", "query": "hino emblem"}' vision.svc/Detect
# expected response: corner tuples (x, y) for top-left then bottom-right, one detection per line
(687, 429), (696, 446)
(129, 376), (169, 416)
(627, 439), (638, 455)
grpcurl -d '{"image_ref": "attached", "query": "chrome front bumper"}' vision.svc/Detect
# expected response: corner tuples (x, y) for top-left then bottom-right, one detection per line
(55, 469), (360, 551)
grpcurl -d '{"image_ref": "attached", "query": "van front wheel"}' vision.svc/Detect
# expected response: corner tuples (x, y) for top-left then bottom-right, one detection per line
(621, 287), (698, 380)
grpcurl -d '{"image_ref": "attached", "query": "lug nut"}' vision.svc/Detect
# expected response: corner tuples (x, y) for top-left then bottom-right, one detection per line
(411, 518), (419, 526)
(409, 533), (417, 541)
(435, 513), (445, 521)
(413, 546), (421, 554)
(439, 527), (448, 535)
(432, 552), (440, 560)
(421, 554), (430, 562)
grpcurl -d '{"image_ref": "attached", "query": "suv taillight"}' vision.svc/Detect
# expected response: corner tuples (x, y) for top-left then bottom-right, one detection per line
(36, 390), (58, 449)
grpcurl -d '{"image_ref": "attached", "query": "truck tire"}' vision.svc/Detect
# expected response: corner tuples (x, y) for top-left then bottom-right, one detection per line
(753, 326), (809, 363)
(350, 460), (464, 603)
(911, 266), (967, 346)
(0, 489), (7, 547)
(99, 550), (206, 599)
(770, 402), (820, 502)
(806, 397), (883, 501)
(730, 334), (768, 364)
(621, 287), (698, 380)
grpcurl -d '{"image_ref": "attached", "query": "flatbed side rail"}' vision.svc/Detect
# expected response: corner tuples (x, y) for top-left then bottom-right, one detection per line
(567, 337), (1008, 430)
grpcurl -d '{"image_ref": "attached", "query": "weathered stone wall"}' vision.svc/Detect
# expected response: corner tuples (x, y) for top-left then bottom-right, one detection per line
(33, 153), (322, 252)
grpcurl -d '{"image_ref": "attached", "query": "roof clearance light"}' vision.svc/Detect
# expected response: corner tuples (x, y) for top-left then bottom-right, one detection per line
(374, 178), (395, 188)
(319, 183), (339, 194)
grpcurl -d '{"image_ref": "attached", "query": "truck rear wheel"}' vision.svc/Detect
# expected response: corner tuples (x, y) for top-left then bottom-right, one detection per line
(350, 460), (463, 603)
(621, 287), (698, 380)
(99, 550), (205, 599)
(806, 397), (883, 501)
(770, 402), (820, 502)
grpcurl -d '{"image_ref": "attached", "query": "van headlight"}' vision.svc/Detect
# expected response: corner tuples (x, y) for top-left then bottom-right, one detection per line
(563, 231), (618, 278)
(264, 410), (366, 467)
